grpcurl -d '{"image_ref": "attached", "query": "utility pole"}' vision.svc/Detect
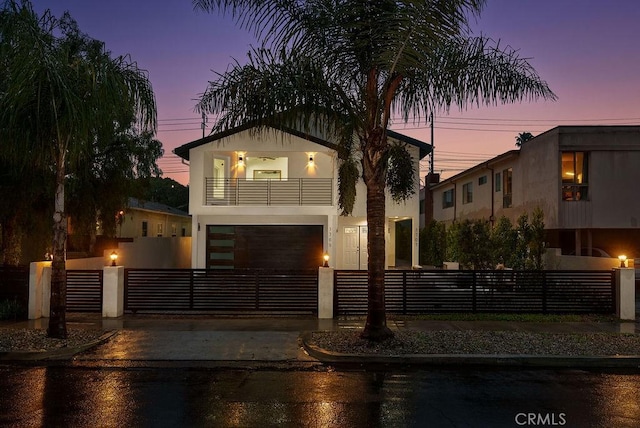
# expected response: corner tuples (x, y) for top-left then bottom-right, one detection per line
(429, 112), (434, 174)
(201, 112), (208, 138)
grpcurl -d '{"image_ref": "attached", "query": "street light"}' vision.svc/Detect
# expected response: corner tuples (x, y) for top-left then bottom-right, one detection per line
(110, 251), (118, 267)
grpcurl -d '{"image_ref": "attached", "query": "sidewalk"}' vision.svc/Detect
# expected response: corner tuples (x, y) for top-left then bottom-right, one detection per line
(2, 313), (639, 368)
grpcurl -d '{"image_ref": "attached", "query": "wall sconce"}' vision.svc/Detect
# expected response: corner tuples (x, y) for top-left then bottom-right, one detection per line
(323, 253), (330, 267)
(618, 254), (627, 268)
(308, 153), (315, 166)
(237, 153), (244, 167)
(110, 251), (118, 267)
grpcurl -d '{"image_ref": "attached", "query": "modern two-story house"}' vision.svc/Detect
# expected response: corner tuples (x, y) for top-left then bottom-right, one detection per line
(426, 126), (640, 258)
(174, 124), (431, 270)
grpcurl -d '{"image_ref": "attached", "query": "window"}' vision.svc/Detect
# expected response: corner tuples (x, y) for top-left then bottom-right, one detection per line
(561, 151), (588, 201)
(495, 172), (502, 192)
(171, 223), (177, 237)
(141, 221), (148, 237)
(462, 182), (473, 204)
(478, 175), (487, 185)
(442, 189), (454, 208)
(503, 168), (513, 208)
(157, 223), (164, 237)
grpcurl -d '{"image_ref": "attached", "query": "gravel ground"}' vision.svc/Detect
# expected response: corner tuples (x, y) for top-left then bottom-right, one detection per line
(0, 329), (105, 353)
(310, 330), (640, 356)
(2, 327), (640, 357)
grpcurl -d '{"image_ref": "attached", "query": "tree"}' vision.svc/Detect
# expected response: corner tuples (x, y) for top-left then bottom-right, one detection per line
(0, 1), (157, 338)
(516, 132), (534, 147)
(193, 0), (556, 340)
(419, 220), (446, 267)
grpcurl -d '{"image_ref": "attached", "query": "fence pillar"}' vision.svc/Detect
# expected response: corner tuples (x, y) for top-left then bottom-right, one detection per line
(103, 266), (125, 318)
(615, 267), (635, 321)
(318, 267), (334, 319)
(28, 262), (51, 320)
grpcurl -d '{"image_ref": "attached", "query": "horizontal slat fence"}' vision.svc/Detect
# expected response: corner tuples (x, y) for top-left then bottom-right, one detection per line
(125, 269), (318, 313)
(66, 270), (103, 312)
(335, 270), (615, 315)
(0, 265), (29, 310)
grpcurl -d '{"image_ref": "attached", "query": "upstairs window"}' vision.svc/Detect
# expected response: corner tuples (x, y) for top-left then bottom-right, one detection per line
(503, 168), (513, 208)
(462, 182), (473, 204)
(478, 175), (487, 186)
(562, 152), (588, 201)
(442, 189), (454, 209)
(495, 172), (502, 192)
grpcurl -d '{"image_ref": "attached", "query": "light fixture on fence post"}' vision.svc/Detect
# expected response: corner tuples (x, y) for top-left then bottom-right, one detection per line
(323, 253), (330, 268)
(110, 251), (118, 267)
(618, 254), (627, 268)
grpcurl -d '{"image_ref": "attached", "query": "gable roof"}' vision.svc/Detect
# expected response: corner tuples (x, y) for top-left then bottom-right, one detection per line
(173, 123), (432, 161)
(127, 197), (190, 218)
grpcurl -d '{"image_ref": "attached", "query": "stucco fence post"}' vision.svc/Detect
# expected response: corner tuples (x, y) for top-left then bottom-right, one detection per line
(318, 267), (334, 319)
(28, 261), (51, 320)
(615, 267), (635, 321)
(102, 266), (125, 318)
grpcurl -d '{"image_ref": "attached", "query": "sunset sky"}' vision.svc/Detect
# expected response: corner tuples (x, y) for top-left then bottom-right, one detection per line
(30, 1), (640, 186)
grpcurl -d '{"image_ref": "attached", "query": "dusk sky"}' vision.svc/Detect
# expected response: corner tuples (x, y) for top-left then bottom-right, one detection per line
(30, 1), (640, 186)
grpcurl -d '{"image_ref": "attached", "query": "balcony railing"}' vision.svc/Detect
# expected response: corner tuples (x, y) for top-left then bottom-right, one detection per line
(204, 178), (333, 206)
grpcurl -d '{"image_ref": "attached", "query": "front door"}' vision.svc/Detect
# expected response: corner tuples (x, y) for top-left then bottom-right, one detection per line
(343, 226), (368, 270)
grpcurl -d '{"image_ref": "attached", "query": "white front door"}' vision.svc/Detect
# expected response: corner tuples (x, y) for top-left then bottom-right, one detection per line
(343, 226), (368, 270)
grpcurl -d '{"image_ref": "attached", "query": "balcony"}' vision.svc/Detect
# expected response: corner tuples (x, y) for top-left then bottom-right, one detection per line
(205, 178), (333, 206)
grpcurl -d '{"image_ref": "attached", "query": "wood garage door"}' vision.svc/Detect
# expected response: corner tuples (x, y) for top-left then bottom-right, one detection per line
(207, 225), (323, 270)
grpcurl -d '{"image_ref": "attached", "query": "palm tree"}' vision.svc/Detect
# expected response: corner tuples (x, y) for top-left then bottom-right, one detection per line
(0, 1), (157, 338)
(516, 132), (535, 147)
(193, 0), (556, 340)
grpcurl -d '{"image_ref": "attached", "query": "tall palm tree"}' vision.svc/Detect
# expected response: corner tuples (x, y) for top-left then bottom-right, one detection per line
(193, 0), (556, 340)
(0, 1), (157, 338)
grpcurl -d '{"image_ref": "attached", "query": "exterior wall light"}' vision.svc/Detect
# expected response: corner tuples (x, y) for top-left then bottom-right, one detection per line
(110, 251), (118, 267)
(237, 153), (244, 167)
(618, 254), (627, 268)
(323, 253), (330, 267)
(308, 153), (315, 166)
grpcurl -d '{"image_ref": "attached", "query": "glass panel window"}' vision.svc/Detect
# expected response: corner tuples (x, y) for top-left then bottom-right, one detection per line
(495, 172), (502, 192)
(462, 182), (473, 204)
(478, 175), (487, 186)
(562, 152), (588, 201)
(502, 168), (512, 208)
(141, 221), (148, 237)
(442, 189), (454, 209)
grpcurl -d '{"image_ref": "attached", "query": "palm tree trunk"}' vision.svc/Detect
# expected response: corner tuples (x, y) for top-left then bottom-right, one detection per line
(47, 153), (67, 339)
(360, 131), (393, 341)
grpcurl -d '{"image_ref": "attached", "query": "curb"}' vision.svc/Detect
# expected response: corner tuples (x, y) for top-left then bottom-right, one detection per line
(300, 332), (640, 369)
(0, 330), (118, 362)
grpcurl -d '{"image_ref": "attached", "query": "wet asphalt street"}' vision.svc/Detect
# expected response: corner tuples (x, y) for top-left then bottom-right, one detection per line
(1, 366), (639, 427)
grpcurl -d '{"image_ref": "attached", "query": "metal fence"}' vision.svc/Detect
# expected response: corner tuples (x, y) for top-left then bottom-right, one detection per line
(124, 268), (319, 313)
(0, 265), (29, 311)
(66, 270), (103, 312)
(334, 270), (615, 315)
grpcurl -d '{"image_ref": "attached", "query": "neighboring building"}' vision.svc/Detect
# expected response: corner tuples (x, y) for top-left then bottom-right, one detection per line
(115, 197), (192, 239)
(174, 123), (430, 270)
(426, 126), (640, 258)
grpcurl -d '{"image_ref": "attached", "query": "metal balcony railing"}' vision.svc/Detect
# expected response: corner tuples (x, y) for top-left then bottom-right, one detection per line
(204, 178), (333, 206)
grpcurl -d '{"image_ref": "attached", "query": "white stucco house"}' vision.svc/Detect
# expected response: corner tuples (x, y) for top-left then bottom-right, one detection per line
(174, 123), (431, 270)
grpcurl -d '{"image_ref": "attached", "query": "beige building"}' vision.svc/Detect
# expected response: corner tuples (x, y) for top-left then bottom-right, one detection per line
(174, 124), (431, 270)
(116, 197), (192, 239)
(427, 126), (640, 258)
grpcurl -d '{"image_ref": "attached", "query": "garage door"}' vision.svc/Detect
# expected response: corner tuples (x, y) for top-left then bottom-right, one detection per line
(207, 225), (324, 269)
